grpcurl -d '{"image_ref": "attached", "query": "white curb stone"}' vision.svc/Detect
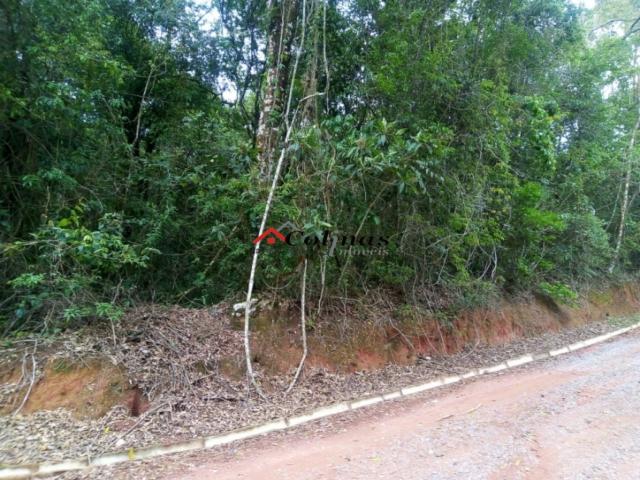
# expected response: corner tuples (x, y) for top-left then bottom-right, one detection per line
(0, 469), (33, 480)
(480, 363), (508, 374)
(549, 346), (570, 356)
(287, 403), (349, 427)
(382, 390), (403, 401)
(204, 419), (288, 447)
(442, 375), (461, 385)
(90, 452), (130, 467)
(401, 379), (444, 396)
(350, 396), (384, 410)
(37, 460), (87, 475)
(507, 354), (534, 368)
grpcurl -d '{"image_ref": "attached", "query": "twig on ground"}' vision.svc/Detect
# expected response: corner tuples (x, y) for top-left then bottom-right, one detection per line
(438, 413), (454, 421)
(465, 403), (482, 415)
(13, 340), (38, 416)
(437, 403), (482, 422)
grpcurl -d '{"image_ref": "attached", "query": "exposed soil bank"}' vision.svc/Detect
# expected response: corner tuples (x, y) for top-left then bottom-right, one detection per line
(251, 282), (640, 373)
(1, 283), (640, 467)
(4, 283), (639, 417)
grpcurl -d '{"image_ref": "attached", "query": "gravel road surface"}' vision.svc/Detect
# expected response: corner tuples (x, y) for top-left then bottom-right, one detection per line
(173, 330), (640, 480)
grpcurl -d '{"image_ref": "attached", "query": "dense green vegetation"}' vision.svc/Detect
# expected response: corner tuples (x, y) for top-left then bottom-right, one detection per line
(1, 0), (639, 333)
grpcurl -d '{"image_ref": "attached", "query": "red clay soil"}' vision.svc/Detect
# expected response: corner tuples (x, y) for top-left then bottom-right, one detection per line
(2, 359), (131, 419)
(5, 283), (640, 419)
(250, 283), (640, 373)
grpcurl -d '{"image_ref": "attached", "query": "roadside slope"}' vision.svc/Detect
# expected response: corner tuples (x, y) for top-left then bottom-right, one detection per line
(175, 329), (640, 480)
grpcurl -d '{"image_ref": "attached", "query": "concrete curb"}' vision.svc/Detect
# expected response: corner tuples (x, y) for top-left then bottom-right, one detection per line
(1, 321), (639, 479)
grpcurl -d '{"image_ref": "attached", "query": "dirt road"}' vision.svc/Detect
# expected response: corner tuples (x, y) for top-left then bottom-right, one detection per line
(172, 331), (640, 480)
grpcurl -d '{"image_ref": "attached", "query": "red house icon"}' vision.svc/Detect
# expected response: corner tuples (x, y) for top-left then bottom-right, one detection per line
(253, 227), (286, 245)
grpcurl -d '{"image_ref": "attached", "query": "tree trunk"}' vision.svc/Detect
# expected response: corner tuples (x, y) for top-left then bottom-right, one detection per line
(256, 0), (283, 181)
(609, 108), (640, 273)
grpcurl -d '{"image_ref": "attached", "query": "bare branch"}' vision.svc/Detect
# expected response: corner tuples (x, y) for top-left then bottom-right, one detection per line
(13, 340), (37, 416)
(286, 258), (308, 393)
(590, 18), (635, 34)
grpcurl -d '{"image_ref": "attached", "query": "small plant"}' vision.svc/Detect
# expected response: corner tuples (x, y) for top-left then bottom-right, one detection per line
(52, 358), (73, 373)
(538, 281), (578, 306)
(95, 302), (124, 322)
(3, 211), (145, 332)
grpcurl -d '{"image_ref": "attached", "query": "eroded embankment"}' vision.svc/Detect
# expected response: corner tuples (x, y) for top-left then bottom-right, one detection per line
(252, 282), (640, 373)
(1, 283), (639, 466)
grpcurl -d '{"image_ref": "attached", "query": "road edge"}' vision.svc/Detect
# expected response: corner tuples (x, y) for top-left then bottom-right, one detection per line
(1, 321), (639, 479)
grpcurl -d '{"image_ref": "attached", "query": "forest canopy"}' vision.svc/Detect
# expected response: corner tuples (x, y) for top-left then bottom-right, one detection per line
(1, 0), (639, 334)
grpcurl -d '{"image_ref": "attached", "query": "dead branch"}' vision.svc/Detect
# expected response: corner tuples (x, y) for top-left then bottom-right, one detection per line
(13, 340), (38, 416)
(624, 16), (640, 39)
(317, 253), (327, 317)
(287, 258), (308, 393)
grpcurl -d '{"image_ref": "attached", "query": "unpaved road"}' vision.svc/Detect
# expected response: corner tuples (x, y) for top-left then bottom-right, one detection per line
(173, 331), (640, 480)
